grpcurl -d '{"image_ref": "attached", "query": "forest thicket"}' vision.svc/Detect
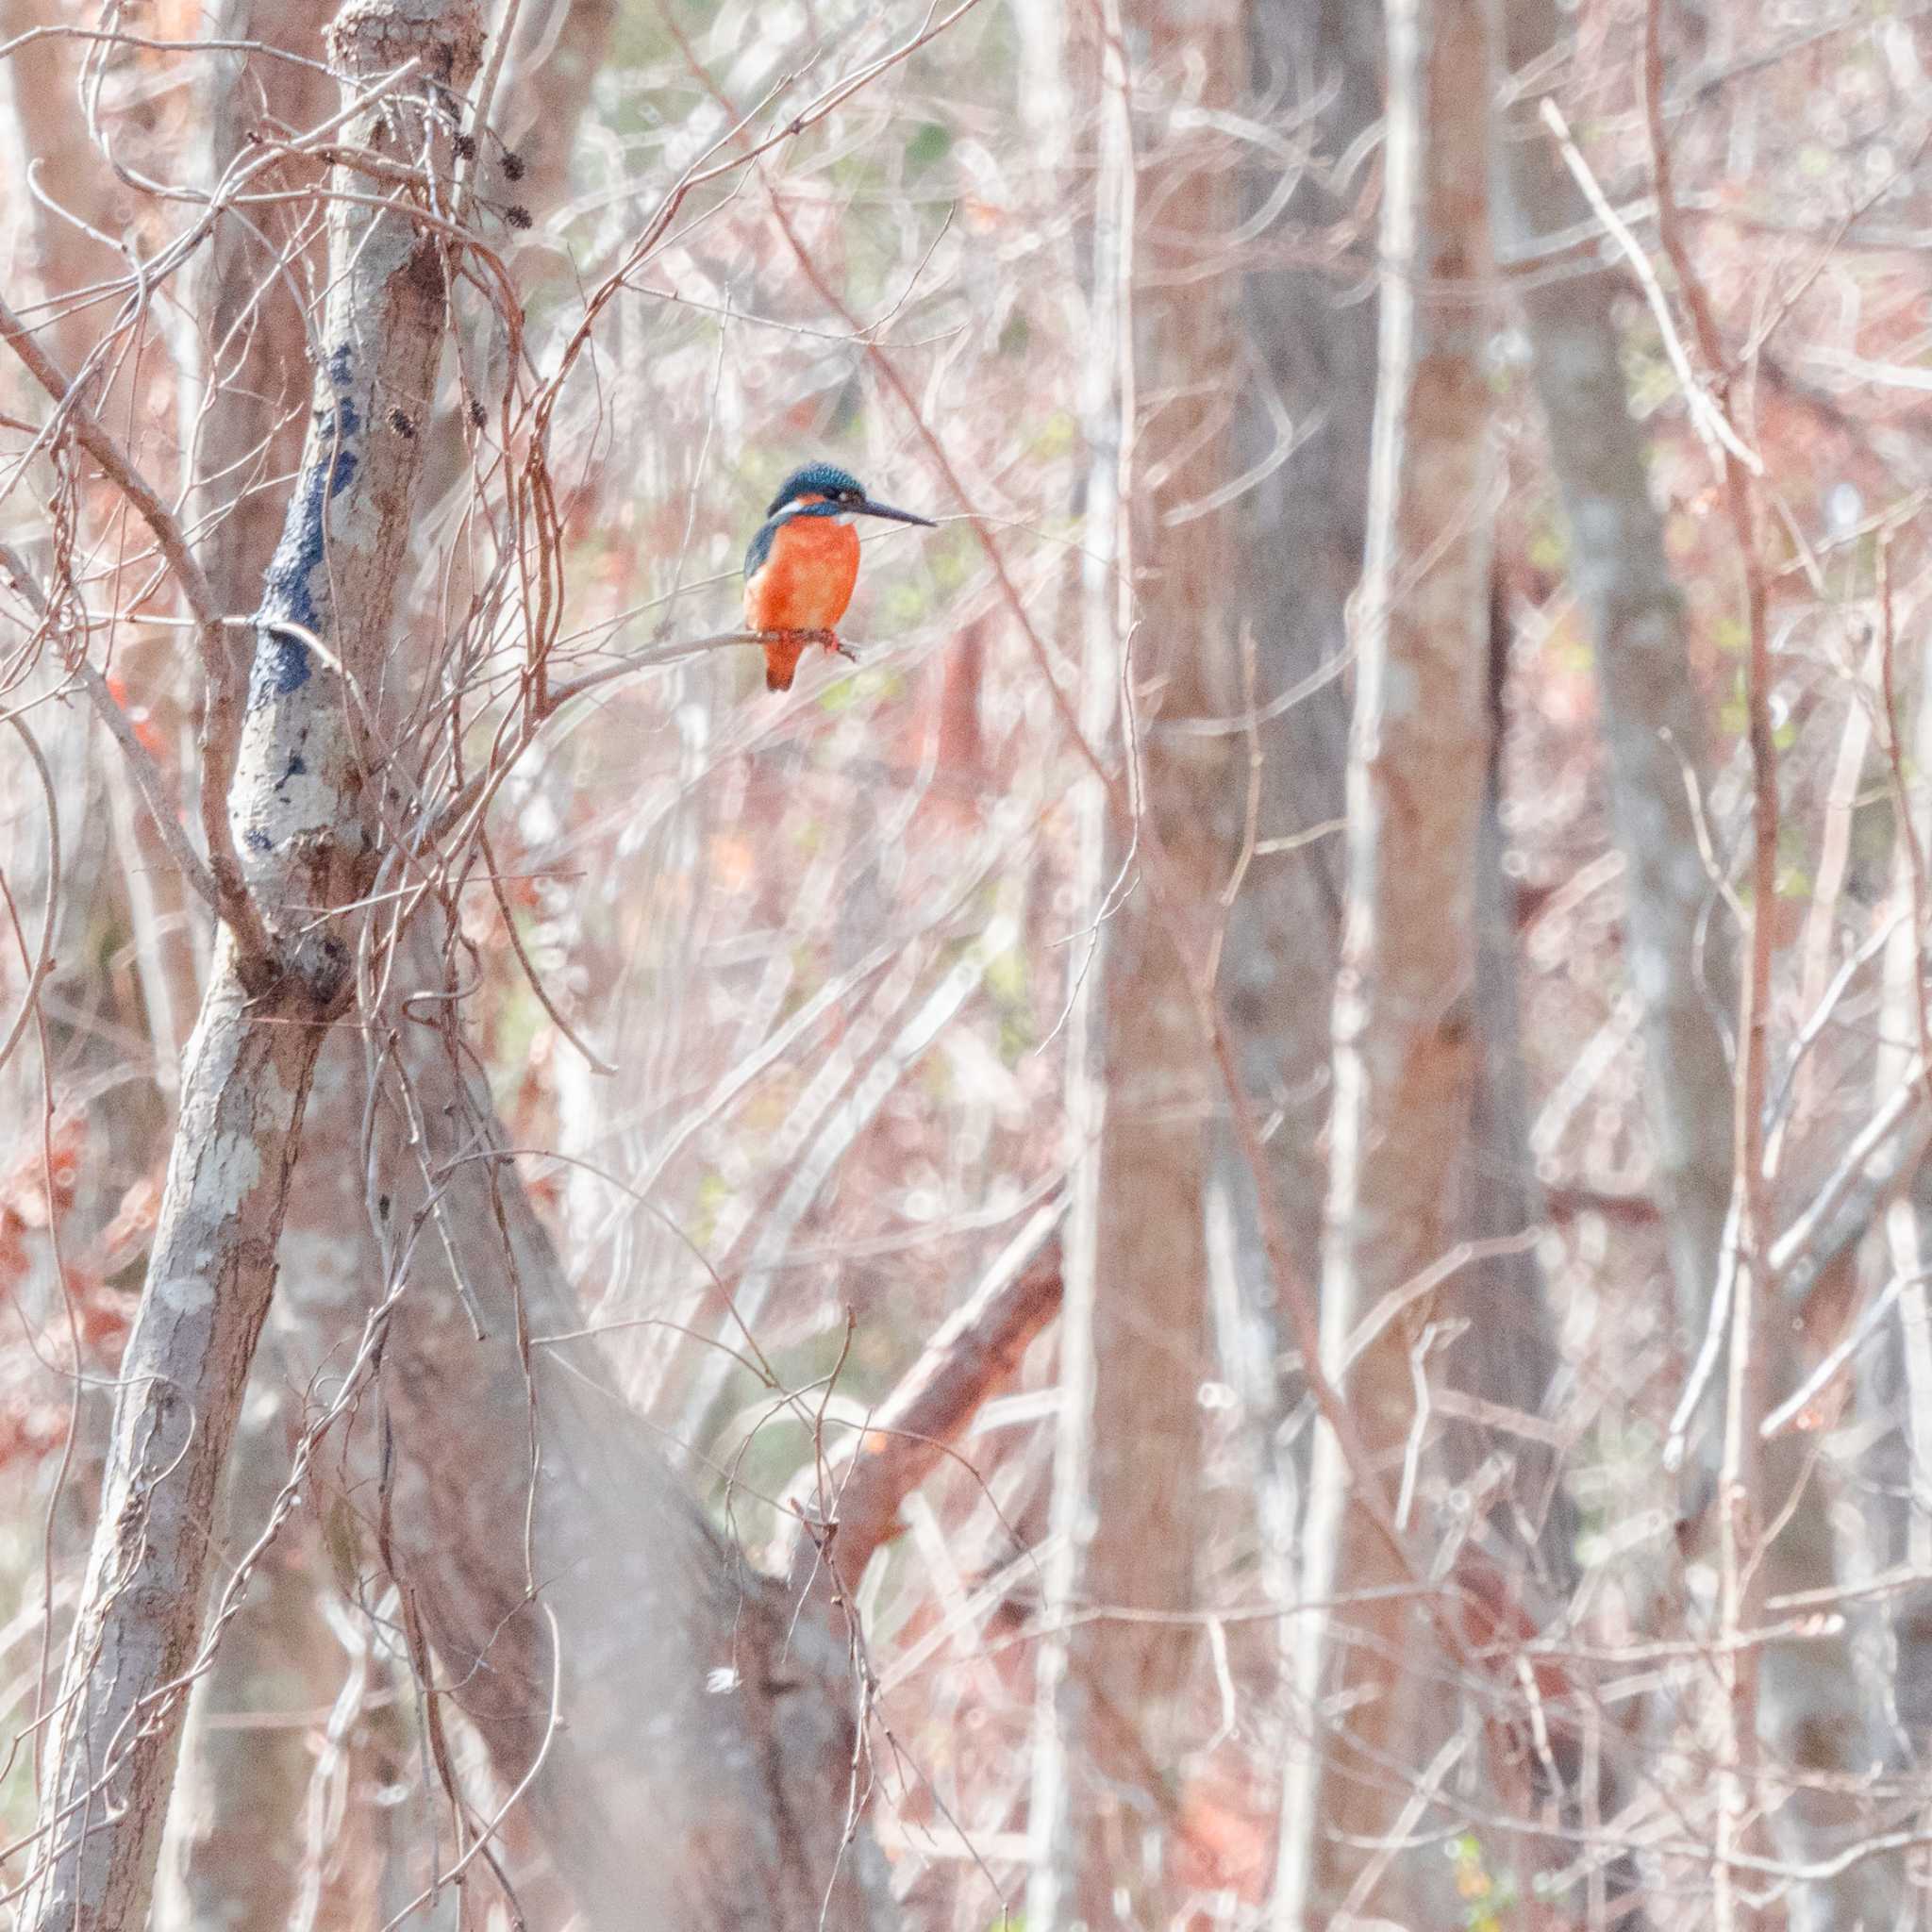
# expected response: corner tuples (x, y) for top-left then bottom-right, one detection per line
(0, 0), (1928, 1927)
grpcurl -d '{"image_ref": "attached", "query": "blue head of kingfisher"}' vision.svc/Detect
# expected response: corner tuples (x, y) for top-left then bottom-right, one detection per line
(743, 461), (936, 691)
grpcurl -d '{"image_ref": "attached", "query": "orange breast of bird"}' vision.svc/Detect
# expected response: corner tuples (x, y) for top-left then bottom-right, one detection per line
(744, 513), (861, 679)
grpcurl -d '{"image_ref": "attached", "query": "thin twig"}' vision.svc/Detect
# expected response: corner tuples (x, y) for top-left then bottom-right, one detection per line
(0, 540), (218, 909)
(1641, 7), (1774, 1922)
(1539, 98), (1761, 478)
(0, 711), (58, 1082)
(0, 294), (267, 964)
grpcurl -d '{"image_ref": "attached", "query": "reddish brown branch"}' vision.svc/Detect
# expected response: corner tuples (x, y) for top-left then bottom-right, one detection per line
(783, 1206), (1064, 1597)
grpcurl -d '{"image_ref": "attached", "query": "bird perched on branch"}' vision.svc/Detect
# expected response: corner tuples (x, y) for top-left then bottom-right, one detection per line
(743, 462), (936, 691)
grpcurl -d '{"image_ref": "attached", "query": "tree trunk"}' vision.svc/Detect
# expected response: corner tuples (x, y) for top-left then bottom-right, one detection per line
(1280, 0), (1498, 1915)
(152, 1404), (384, 1932)
(1498, 0), (1734, 1352)
(1226, 12), (1385, 1911)
(191, 0), (340, 618)
(0, 0), (123, 375)
(17, 6), (481, 1926)
(1501, 6), (1899, 1919)
(152, 8), (405, 1925)
(0, 0), (134, 1308)
(1431, 591), (1632, 1925)
(1029, 0), (1250, 1922)
(1225, 0), (1381, 1264)
(259, 932), (898, 1930)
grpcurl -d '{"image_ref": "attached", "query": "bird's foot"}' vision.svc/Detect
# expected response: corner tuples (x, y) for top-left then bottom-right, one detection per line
(756, 629), (856, 692)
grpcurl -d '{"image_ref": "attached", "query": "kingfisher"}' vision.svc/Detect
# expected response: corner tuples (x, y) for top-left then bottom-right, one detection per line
(743, 461), (936, 691)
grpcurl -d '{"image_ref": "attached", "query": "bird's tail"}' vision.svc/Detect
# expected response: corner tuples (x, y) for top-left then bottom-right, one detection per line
(764, 637), (805, 691)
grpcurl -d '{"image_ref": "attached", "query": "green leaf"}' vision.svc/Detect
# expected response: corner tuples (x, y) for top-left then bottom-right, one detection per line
(906, 121), (953, 172)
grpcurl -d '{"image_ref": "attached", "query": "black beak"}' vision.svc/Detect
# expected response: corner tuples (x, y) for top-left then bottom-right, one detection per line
(855, 498), (937, 527)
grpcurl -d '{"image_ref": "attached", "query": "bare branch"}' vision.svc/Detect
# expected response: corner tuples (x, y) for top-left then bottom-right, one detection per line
(17, 6), (482, 1925)
(782, 1203), (1064, 1597)
(0, 294), (270, 965)
(0, 540), (219, 910)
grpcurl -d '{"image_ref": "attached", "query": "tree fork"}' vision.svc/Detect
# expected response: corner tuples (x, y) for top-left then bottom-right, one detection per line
(17, 4), (481, 1925)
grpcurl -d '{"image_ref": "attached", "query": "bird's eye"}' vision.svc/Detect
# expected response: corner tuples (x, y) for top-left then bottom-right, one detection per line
(841, 489), (862, 505)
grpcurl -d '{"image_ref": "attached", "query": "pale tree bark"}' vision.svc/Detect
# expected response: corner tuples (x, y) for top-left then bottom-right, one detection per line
(152, 9), (381, 1927)
(413, 0), (614, 516)
(191, 0), (339, 618)
(1444, 696), (1578, 1905)
(1277, 0), (1498, 1918)
(152, 1401), (381, 1932)
(1751, 1429), (1901, 1932)
(1219, 0), (1380, 1630)
(16, 5), (484, 1928)
(2, 0), (215, 1093)
(1024, 4), (1128, 1911)
(1448, 606), (1564, 1525)
(1860, 1174), (1932, 1913)
(1433, 593), (1645, 1924)
(1822, 625), (1932, 1928)
(1878, 630), (1932, 1911)
(1500, 8), (1899, 1920)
